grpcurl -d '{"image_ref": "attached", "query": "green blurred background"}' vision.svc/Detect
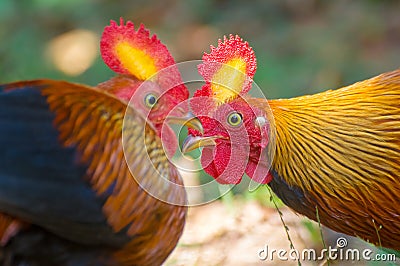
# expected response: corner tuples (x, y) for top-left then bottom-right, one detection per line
(1, 0), (399, 100)
(1, 2), (399, 264)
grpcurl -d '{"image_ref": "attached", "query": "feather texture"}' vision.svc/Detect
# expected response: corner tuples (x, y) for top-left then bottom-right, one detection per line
(250, 69), (400, 248)
(0, 80), (186, 265)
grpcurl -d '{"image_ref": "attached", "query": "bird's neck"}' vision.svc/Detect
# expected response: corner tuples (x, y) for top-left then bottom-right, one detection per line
(250, 70), (400, 248)
(260, 70), (400, 222)
(268, 72), (400, 200)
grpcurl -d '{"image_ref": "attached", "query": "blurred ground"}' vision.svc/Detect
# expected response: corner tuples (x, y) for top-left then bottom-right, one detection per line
(165, 198), (398, 266)
(166, 200), (316, 266)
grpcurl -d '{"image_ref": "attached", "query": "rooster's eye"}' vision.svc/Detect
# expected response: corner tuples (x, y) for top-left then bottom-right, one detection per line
(227, 112), (243, 127)
(144, 93), (157, 108)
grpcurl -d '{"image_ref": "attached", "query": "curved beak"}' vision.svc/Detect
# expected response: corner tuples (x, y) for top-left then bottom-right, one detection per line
(166, 111), (204, 134)
(182, 135), (223, 153)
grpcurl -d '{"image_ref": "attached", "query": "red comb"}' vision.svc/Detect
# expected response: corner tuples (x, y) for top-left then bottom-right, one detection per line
(100, 18), (188, 102)
(198, 34), (257, 96)
(100, 18), (175, 78)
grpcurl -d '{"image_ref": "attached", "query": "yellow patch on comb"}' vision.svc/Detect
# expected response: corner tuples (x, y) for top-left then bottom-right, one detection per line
(115, 42), (157, 80)
(210, 58), (247, 103)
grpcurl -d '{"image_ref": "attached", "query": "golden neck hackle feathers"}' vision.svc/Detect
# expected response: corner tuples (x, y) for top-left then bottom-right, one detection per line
(251, 69), (400, 247)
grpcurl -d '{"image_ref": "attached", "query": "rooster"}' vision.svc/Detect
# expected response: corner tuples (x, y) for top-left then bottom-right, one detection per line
(0, 19), (202, 265)
(183, 35), (400, 249)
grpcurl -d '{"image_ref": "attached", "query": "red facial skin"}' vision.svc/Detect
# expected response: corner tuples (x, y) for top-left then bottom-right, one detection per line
(190, 90), (272, 184)
(98, 76), (188, 158)
(188, 34), (271, 184)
